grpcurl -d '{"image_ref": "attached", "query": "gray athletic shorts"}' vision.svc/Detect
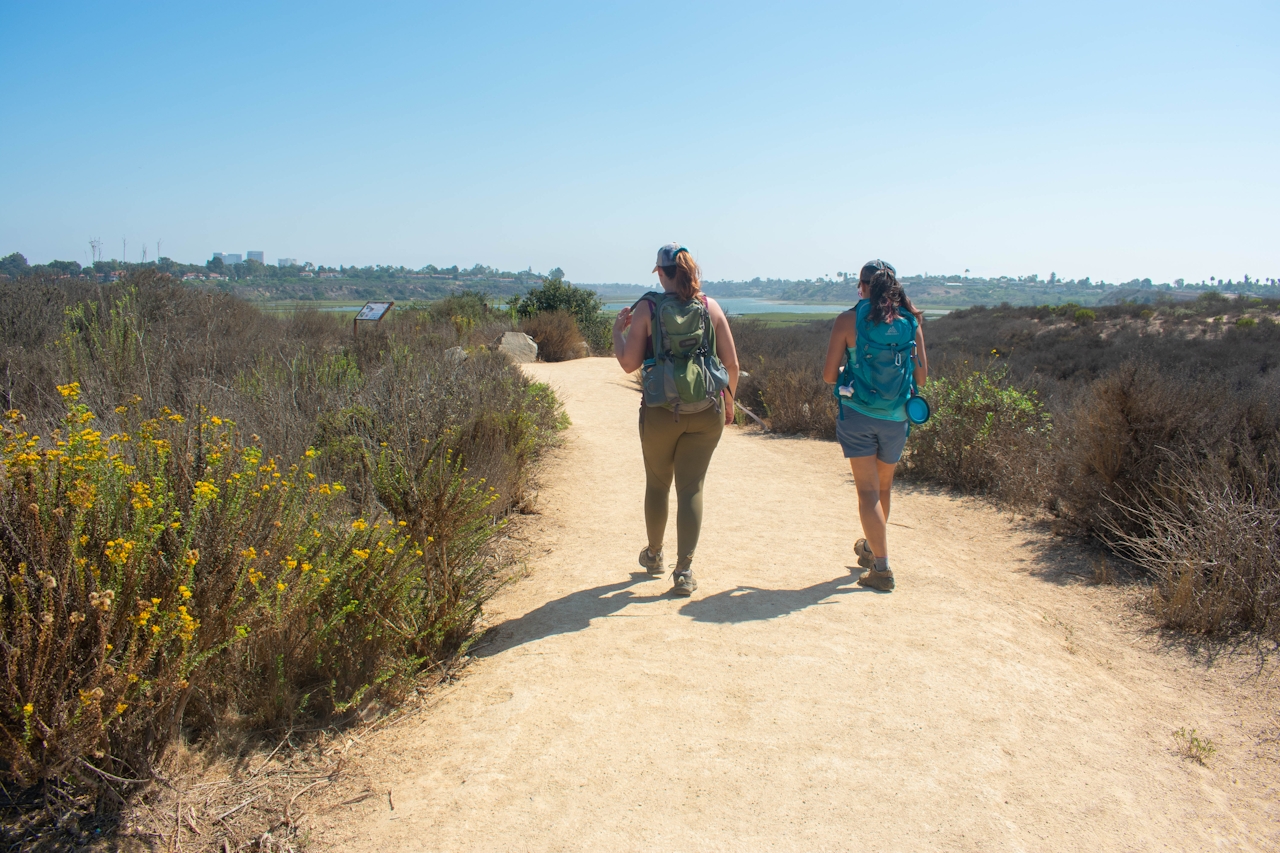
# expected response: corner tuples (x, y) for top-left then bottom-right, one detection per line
(836, 406), (908, 463)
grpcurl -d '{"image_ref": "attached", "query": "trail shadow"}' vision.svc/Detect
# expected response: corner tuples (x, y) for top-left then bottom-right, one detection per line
(1014, 520), (1280, 676)
(471, 574), (670, 657)
(679, 571), (875, 624)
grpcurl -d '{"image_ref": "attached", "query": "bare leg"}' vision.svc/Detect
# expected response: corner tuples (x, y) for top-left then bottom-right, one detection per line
(848, 456), (899, 559)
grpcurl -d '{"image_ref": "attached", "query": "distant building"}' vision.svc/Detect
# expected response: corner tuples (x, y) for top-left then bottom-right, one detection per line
(277, 258), (297, 267)
(247, 251), (265, 264)
(318, 271), (341, 279)
(213, 252), (224, 262)
(217, 253), (243, 265)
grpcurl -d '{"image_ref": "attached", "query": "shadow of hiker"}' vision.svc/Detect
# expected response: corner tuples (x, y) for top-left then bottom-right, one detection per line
(679, 571), (874, 624)
(471, 573), (671, 657)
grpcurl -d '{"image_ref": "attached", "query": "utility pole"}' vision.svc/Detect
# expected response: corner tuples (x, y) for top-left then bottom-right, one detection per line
(123, 237), (127, 263)
(89, 238), (102, 263)
(157, 238), (162, 260)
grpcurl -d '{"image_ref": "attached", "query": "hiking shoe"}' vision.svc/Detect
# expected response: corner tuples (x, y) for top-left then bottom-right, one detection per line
(672, 568), (697, 596)
(854, 538), (875, 569)
(857, 567), (895, 592)
(638, 547), (665, 576)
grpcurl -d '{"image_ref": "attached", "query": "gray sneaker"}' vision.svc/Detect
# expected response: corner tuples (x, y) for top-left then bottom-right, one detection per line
(857, 567), (895, 592)
(672, 568), (697, 596)
(854, 538), (874, 569)
(638, 547), (665, 576)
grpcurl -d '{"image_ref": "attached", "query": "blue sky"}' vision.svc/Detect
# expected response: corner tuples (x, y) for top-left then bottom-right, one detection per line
(2, 1), (1276, 283)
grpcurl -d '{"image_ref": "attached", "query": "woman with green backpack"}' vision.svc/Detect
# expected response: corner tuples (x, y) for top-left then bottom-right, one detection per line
(612, 243), (740, 596)
(822, 260), (928, 591)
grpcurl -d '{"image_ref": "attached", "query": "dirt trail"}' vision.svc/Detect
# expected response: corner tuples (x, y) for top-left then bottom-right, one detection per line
(315, 357), (1278, 852)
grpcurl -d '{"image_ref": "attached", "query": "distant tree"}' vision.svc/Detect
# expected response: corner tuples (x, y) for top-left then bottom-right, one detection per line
(548, 267), (565, 280)
(0, 253), (30, 278)
(206, 256), (226, 273)
(45, 260), (82, 276)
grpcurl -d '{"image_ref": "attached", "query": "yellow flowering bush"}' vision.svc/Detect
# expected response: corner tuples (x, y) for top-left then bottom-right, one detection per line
(0, 394), (452, 788)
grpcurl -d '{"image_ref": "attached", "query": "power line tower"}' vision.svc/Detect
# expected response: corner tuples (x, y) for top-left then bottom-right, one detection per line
(122, 237), (127, 263)
(89, 238), (102, 263)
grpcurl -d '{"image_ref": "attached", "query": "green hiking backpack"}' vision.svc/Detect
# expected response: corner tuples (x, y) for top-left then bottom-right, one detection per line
(637, 292), (730, 416)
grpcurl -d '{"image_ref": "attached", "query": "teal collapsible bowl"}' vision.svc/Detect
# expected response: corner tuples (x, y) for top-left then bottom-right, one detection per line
(905, 395), (931, 425)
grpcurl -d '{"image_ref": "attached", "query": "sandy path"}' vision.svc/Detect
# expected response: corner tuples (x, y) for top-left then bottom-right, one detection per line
(315, 357), (1278, 852)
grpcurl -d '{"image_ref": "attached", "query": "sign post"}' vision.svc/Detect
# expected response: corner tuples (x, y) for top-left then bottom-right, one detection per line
(353, 301), (394, 339)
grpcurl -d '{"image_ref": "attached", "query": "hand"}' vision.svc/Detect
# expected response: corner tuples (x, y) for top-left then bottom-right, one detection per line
(723, 390), (735, 425)
(613, 307), (632, 334)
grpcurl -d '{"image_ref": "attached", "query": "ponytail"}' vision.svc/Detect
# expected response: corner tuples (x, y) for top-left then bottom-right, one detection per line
(659, 251), (702, 301)
(867, 268), (907, 325)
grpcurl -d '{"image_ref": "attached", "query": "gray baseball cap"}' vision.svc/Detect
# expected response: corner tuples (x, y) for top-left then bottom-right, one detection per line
(653, 242), (689, 271)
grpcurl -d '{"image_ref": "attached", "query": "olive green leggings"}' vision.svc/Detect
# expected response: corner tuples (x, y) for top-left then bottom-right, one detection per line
(639, 404), (724, 568)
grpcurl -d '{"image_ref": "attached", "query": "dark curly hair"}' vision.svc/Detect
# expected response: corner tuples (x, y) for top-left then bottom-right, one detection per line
(867, 268), (920, 326)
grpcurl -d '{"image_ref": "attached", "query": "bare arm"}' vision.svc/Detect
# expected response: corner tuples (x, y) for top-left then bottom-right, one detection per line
(913, 323), (928, 387)
(612, 300), (652, 374)
(822, 311), (857, 384)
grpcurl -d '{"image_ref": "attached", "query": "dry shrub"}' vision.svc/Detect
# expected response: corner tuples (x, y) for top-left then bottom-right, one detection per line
(1052, 362), (1239, 538)
(760, 367), (836, 435)
(1099, 457), (1280, 637)
(731, 319), (836, 437)
(521, 310), (585, 362)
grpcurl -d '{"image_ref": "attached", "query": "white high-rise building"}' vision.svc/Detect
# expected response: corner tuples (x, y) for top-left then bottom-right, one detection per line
(247, 251), (265, 263)
(277, 258), (298, 267)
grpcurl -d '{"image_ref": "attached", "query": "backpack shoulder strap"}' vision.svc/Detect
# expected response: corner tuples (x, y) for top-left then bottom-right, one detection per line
(697, 294), (717, 354)
(638, 291), (667, 359)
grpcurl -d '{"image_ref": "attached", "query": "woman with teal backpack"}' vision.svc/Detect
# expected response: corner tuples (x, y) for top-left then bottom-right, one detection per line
(612, 243), (739, 596)
(822, 260), (928, 591)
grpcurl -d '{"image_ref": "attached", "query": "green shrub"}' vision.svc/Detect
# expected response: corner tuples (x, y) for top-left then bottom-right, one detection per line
(516, 275), (611, 354)
(1073, 308), (1096, 325)
(1236, 316), (1257, 328)
(904, 363), (1053, 504)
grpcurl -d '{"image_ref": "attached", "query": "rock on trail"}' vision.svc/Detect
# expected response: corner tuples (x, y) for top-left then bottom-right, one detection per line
(313, 357), (1278, 852)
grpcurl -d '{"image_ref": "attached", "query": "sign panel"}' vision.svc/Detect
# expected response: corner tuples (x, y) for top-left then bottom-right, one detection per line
(355, 301), (394, 322)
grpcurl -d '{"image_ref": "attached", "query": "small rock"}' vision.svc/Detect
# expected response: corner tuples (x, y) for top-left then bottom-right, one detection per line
(444, 346), (468, 364)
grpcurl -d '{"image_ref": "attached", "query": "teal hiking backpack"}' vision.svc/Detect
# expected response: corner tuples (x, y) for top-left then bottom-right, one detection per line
(637, 292), (730, 417)
(835, 300), (919, 421)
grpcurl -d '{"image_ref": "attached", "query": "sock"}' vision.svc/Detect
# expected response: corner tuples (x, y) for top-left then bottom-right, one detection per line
(874, 556), (891, 573)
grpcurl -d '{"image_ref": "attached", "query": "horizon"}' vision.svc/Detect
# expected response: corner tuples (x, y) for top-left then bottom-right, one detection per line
(2, 1), (1276, 283)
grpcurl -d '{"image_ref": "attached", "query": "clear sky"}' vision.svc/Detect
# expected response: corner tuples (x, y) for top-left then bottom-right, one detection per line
(2, 1), (1276, 283)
